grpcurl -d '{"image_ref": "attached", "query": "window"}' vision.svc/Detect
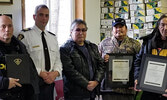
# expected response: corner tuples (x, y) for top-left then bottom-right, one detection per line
(57, 0), (72, 45)
(24, 0), (72, 46)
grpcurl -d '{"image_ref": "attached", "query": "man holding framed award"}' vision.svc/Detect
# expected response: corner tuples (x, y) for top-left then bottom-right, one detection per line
(134, 14), (167, 100)
(99, 18), (141, 100)
(0, 15), (39, 100)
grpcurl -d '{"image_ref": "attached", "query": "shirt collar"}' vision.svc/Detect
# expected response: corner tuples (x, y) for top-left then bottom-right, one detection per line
(112, 36), (128, 43)
(33, 25), (47, 36)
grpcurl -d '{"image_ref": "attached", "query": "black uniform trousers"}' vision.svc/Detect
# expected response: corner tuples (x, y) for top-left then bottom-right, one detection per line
(38, 78), (55, 100)
(0, 85), (38, 100)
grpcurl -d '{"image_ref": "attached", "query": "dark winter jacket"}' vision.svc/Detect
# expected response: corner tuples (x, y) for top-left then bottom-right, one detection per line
(60, 39), (105, 99)
(0, 36), (39, 100)
(134, 32), (167, 80)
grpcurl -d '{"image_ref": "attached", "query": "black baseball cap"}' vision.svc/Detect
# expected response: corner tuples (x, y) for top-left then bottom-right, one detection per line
(112, 18), (126, 27)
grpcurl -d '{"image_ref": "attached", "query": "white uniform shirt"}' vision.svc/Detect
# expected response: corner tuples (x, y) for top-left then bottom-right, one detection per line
(19, 25), (62, 76)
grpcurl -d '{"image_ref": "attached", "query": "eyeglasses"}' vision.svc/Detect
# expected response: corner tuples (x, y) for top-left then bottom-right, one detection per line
(74, 28), (87, 32)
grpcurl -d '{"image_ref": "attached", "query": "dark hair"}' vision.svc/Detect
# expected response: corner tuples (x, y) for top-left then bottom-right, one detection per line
(151, 14), (167, 48)
(34, 4), (49, 15)
(140, 14), (167, 40)
(153, 14), (167, 34)
(70, 19), (88, 31)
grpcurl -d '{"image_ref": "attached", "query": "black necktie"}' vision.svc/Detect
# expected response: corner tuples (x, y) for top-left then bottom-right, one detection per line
(41, 31), (50, 71)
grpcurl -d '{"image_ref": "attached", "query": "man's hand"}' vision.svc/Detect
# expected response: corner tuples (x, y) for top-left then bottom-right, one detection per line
(45, 71), (59, 84)
(87, 81), (99, 91)
(8, 78), (22, 89)
(162, 89), (167, 97)
(162, 94), (167, 97)
(104, 54), (109, 62)
(134, 80), (141, 91)
(40, 71), (59, 84)
(40, 71), (48, 80)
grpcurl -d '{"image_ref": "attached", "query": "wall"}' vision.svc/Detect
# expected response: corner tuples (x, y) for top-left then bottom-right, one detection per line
(0, 0), (22, 36)
(0, 0), (101, 45)
(85, 0), (100, 45)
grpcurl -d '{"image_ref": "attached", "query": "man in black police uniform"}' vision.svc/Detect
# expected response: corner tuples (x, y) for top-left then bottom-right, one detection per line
(0, 15), (39, 100)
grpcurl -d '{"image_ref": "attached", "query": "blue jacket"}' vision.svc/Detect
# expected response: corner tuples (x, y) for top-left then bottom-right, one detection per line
(134, 33), (156, 80)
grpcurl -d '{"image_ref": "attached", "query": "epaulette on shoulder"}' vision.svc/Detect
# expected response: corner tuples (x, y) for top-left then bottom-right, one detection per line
(22, 28), (32, 32)
(47, 31), (55, 36)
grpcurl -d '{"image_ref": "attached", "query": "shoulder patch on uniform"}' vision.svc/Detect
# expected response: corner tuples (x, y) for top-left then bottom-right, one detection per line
(47, 31), (55, 36)
(17, 34), (24, 40)
(22, 28), (31, 32)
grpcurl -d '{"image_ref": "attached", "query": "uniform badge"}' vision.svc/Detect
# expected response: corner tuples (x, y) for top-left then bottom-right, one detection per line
(17, 34), (24, 40)
(14, 58), (22, 65)
(0, 64), (6, 70)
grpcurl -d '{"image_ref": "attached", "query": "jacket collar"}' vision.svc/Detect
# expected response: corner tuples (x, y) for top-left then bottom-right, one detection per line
(68, 38), (91, 46)
(111, 36), (128, 43)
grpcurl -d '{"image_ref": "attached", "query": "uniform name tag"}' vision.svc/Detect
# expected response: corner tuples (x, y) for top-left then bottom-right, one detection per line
(32, 45), (40, 48)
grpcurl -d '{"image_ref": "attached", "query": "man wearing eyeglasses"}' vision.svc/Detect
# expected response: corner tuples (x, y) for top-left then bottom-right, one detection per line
(60, 19), (106, 100)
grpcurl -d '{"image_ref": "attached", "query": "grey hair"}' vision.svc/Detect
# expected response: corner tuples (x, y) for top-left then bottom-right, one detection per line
(70, 19), (88, 31)
(34, 4), (49, 15)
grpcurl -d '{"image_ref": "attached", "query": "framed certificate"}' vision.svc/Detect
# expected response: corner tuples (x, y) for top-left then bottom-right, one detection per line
(103, 53), (134, 90)
(137, 54), (167, 94)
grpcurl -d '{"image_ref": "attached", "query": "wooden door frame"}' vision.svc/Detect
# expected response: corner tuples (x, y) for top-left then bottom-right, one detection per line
(75, 0), (85, 20)
(21, 0), (25, 29)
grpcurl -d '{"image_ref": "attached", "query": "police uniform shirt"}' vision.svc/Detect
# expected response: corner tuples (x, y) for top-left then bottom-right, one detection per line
(18, 25), (62, 76)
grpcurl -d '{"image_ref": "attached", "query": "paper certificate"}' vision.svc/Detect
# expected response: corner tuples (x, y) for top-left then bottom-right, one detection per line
(144, 61), (166, 87)
(112, 59), (129, 82)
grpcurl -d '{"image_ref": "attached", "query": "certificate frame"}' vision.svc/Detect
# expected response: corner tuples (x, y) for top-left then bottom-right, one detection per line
(137, 54), (167, 94)
(0, 0), (13, 4)
(103, 53), (134, 90)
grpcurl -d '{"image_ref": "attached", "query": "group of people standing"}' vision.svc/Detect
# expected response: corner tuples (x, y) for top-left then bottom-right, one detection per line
(0, 4), (62, 100)
(0, 4), (167, 100)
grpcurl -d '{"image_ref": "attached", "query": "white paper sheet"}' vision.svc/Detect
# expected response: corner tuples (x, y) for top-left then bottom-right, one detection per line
(112, 59), (129, 82)
(144, 61), (166, 87)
